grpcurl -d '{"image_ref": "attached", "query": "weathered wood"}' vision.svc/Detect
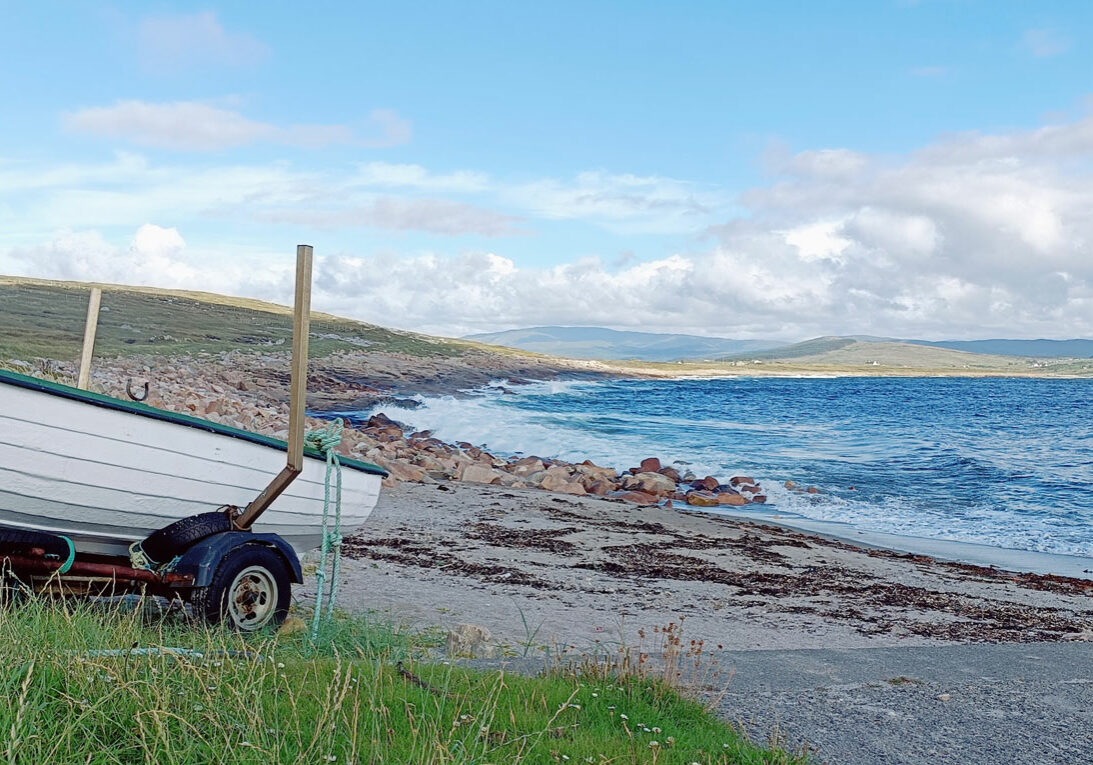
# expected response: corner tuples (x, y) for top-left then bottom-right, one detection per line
(76, 287), (102, 390)
(237, 245), (313, 529)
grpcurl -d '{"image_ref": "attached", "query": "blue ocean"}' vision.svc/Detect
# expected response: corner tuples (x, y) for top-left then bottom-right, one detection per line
(377, 377), (1093, 559)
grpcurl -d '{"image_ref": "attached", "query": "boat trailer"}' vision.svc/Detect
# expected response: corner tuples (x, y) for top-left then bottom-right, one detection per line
(0, 246), (318, 630)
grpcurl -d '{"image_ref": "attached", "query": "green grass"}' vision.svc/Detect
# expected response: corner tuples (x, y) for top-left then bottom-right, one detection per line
(0, 598), (801, 764)
(0, 278), (473, 362)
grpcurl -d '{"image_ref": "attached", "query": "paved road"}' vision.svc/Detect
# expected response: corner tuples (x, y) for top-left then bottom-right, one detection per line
(712, 642), (1092, 764)
(467, 642), (1093, 764)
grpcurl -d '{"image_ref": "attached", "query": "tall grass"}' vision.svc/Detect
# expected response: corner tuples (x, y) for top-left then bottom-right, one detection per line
(0, 597), (804, 764)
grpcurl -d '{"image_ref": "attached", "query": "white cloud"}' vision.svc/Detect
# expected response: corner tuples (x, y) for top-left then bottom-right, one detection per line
(260, 197), (523, 237)
(10, 112), (1093, 340)
(355, 162), (490, 192)
(506, 171), (721, 234)
(64, 101), (411, 152)
(1020, 28), (1071, 58)
(137, 11), (269, 72)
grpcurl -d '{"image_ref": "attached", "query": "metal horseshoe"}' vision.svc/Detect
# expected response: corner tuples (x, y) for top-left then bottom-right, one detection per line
(126, 378), (150, 402)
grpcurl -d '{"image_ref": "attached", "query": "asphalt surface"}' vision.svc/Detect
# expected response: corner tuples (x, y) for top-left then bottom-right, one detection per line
(466, 642), (1093, 764)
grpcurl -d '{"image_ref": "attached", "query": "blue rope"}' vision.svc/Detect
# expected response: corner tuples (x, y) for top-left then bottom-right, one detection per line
(307, 418), (344, 641)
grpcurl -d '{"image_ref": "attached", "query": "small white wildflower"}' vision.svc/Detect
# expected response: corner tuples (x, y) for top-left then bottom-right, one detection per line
(652, 727), (661, 734)
(619, 713), (628, 720)
(591, 692), (598, 697)
(649, 740), (659, 748)
(569, 704), (581, 710)
(324, 756), (337, 763)
(276, 662), (285, 669)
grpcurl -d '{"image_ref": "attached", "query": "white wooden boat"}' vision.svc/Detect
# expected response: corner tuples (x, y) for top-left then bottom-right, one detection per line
(0, 368), (386, 557)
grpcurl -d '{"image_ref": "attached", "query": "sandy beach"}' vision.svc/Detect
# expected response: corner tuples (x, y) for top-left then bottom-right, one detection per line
(302, 481), (1093, 653)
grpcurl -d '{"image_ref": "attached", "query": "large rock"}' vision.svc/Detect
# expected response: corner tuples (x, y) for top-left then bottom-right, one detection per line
(622, 472), (677, 496)
(639, 457), (662, 473)
(610, 490), (660, 505)
(460, 464), (503, 484)
(511, 457), (546, 476)
(377, 458), (426, 483)
(584, 479), (614, 496)
(685, 491), (720, 507)
(695, 476), (720, 491)
(750, 494), (768, 504)
(446, 624), (496, 658)
(540, 473), (587, 495)
(657, 467), (681, 482)
(729, 475), (756, 487)
(717, 493), (748, 506)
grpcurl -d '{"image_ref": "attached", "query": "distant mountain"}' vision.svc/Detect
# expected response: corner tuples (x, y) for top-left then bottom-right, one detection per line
(903, 339), (1093, 358)
(463, 326), (784, 361)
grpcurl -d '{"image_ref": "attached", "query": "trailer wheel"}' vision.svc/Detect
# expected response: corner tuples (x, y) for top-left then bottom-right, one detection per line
(141, 512), (232, 565)
(191, 544), (290, 631)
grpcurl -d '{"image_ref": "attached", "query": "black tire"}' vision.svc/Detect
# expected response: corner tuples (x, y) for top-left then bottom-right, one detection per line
(190, 544), (291, 631)
(141, 512), (232, 565)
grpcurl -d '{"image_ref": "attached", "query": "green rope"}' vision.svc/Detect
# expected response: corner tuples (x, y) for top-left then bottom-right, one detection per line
(56, 535), (75, 574)
(307, 418), (344, 641)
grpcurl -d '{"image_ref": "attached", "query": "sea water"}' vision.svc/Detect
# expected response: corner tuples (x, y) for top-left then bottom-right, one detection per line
(370, 377), (1093, 560)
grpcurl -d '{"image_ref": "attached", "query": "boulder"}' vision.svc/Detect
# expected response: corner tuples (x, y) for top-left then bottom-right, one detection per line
(685, 491), (720, 507)
(784, 480), (798, 489)
(729, 476), (756, 487)
(540, 473), (586, 495)
(622, 472), (677, 496)
(446, 623), (496, 658)
(750, 495), (768, 504)
(807, 486), (820, 494)
(611, 490), (660, 505)
(378, 458), (426, 483)
(696, 475), (720, 491)
(657, 467), (681, 482)
(639, 457), (662, 473)
(366, 412), (400, 430)
(585, 479), (613, 496)
(460, 464), (503, 485)
(737, 484), (760, 494)
(717, 493), (748, 506)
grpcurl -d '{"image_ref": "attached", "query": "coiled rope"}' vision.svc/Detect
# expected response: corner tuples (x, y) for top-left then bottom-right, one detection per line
(307, 418), (344, 641)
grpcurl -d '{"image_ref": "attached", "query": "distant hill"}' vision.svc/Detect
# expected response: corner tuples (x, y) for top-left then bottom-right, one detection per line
(463, 326), (783, 361)
(721, 336), (1034, 371)
(904, 339), (1093, 358)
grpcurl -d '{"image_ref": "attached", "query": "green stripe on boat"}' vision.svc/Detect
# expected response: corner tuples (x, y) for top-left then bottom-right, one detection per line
(0, 369), (388, 478)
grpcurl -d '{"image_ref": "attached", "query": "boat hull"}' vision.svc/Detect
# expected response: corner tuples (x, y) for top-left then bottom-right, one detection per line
(0, 372), (385, 556)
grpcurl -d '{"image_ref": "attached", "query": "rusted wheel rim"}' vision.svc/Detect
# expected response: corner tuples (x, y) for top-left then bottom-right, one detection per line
(227, 565), (278, 630)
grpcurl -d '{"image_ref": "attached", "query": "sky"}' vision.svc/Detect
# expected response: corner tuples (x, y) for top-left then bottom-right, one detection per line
(2, 1), (1092, 341)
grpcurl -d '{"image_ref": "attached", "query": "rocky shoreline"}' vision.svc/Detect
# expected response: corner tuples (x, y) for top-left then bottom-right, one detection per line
(10, 353), (772, 507)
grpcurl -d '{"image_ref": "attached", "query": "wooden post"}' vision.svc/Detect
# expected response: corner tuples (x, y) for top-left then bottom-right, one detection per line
(77, 288), (102, 390)
(236, 245), (313, 529)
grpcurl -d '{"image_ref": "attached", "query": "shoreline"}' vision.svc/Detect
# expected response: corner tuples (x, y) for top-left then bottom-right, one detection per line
(695, 505), (1093, 581)
(11, 354), (1091, 583)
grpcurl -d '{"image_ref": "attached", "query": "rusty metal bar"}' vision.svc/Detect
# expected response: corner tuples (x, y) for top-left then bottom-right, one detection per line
(235, 244), (313, 529)
(2, 554), (192, 585)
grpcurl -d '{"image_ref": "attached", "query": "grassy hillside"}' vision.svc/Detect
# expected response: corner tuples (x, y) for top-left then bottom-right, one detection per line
(721, 336), (856, 361)
(465, 325), (782, 361)
(4, 276), (1090, 379)
(0, 276), (479, 362)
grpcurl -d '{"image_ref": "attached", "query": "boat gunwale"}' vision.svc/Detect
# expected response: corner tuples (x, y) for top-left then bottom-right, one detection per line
(0, 369), (388, 478)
